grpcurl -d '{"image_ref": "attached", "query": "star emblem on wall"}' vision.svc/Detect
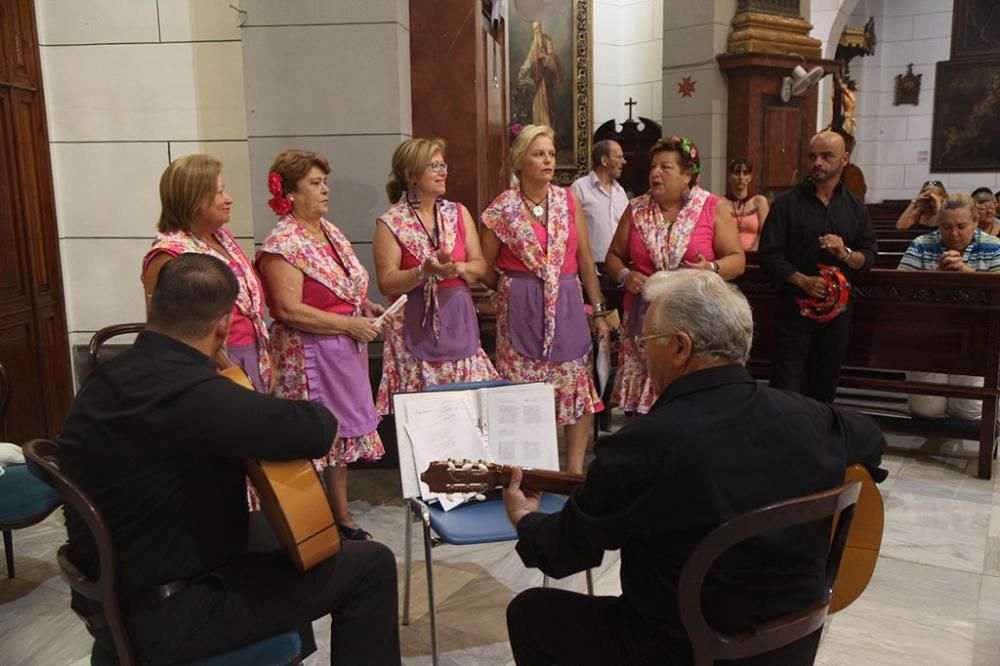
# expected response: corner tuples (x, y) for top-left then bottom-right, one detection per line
(678, 76), (696, 98)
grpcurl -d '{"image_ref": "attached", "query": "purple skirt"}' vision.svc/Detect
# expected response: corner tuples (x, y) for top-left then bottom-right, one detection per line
(403, 284), (480, 362)
(227, 343), (267, 393)
(505, 272), (592, 362)
(301, 332), (380, 438)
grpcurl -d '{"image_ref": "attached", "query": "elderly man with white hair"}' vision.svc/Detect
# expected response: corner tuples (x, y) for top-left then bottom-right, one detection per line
(503, 269), (886, 666)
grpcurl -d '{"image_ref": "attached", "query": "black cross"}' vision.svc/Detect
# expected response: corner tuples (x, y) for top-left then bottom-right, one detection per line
(625, 97), (637, 120)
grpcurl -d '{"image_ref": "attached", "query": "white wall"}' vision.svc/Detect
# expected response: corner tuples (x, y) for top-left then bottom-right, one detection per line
(240, 0), (411, 298)
(36, 0), (253, 362)
(841, 0), (1000, 202)
(593, 0), (664, 131)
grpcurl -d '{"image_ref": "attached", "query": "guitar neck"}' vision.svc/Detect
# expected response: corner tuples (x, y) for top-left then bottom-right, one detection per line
(496, 466), (584, 495)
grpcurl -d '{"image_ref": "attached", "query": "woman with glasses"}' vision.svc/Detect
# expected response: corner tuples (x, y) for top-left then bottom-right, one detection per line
(972, 187), (1000, 236)
(373, 138), (498, 413)
(480, 124), (610, 474)
(604, 136), (744, 415)
(896, 180), (948, 230)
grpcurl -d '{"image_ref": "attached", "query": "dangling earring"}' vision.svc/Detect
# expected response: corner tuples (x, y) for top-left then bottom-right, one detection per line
(408, 186), (421, 205)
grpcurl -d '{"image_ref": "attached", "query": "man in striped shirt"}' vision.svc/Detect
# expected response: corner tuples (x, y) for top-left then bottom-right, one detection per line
(898, 194), (1000, 272)
(898, 194), (999, 420)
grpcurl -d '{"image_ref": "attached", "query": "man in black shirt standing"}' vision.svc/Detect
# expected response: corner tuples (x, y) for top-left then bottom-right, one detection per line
(758, 130), (877, 403)
(502, 269), (885, 665)
(60, 254), (400, 665)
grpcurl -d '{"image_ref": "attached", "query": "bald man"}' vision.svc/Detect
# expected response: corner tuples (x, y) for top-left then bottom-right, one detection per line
(757, 131), (877, 403)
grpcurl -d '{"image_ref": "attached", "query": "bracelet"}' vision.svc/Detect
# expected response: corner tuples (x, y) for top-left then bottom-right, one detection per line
(592, 302), (607, 314)
(711, 261), (720, 274)
(617, 268), (631, 285)
(841, 247), (852, 261)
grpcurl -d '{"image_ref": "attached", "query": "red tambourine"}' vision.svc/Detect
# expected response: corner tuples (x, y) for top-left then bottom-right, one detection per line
(795, 264), (851, 322)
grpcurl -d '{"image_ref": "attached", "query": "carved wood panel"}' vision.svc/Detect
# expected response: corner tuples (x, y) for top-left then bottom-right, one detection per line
(0, 0), (72, 441)
(762, 104), (804, 190)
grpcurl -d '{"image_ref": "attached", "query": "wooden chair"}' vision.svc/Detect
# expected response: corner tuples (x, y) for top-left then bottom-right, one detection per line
(87, 323), (145, 373)
(677, 479), (861, 666)
(0, 359), (61, 577)
(23, 438), (303, 666)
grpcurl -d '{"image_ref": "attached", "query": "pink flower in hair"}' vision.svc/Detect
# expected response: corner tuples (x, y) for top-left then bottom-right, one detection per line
(689, 147), (698, 159)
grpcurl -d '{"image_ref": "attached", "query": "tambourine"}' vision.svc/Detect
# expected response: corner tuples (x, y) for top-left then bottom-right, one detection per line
(795, 264), (851, 322)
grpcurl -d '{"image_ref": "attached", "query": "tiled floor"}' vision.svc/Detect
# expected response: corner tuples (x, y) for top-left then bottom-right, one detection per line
(3, 429), (1000, 665)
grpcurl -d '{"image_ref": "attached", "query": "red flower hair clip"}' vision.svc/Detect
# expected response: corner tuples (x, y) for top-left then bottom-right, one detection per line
(267, 172), (292, 216)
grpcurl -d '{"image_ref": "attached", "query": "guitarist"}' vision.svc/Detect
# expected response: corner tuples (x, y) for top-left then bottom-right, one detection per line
(59, 254), (400, 665)
(503, 268), (886, 665)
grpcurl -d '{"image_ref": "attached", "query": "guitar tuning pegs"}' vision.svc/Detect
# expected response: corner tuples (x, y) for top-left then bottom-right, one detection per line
(474, 493), (486, 502)
(447, 460), (457, 471)
(462, 462), (473, 471)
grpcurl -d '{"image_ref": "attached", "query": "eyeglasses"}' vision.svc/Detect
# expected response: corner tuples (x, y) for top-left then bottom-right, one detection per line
(922, 180), (944, 189)
(427, 161), (448, 174)
(635, 333), (671, 355)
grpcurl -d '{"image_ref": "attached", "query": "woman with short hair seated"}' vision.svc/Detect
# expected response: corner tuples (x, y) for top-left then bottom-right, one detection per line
(895, 180), (948, 230)
(972, 187), (1000, 236)
(898, 194), (1000, 419)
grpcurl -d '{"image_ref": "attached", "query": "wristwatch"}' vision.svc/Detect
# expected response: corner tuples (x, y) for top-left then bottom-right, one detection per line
(840, 247), (852, 261)
(711, 261), (720, 274)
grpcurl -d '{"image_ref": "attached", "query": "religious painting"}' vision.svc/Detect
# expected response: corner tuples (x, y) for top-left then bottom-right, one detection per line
(508, 0), (592, 185)
(951, 0), (1000, 60)
(931, 60), (1000, 172)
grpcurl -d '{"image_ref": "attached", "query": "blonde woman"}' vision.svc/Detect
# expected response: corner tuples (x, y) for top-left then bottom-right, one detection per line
(480, 124), (609, 474)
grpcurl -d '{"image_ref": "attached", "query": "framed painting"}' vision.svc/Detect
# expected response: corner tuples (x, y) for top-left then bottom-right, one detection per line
(507, 0), (592, 185)
(951, 0), (1000, 60)
(930, 60), (1000, 172)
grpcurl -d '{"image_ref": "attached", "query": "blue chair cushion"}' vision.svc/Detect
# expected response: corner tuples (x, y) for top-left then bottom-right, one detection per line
(91, 630), (301, 666)
(429, 492), (567, 545)
(0, 463), (60, 524)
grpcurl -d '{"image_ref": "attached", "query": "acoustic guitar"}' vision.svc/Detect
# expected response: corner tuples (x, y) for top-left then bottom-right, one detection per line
(220, 366), (341, 571)
(420, 460), (884, 613)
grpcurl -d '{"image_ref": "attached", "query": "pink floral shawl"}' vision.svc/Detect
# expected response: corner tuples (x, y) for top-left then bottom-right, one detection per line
(481, 185), (572, 358)
(378, 198), (460, 338)
(147, 227), (272, 387)
(631, 185), (711, 270)
(260, 215), (370, 401)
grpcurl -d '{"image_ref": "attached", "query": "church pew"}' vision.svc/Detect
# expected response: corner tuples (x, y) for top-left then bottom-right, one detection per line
(735, 266), (1000, 479)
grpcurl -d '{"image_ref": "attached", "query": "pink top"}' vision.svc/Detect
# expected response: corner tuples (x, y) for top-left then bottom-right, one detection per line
(736, 210), (761, 250)
(398, 211), (469, 289)
(496, 195), (580, 276)
(143, 247), (256, 346)
(628, 195), (718, 276)
(301, 246), (356, 315)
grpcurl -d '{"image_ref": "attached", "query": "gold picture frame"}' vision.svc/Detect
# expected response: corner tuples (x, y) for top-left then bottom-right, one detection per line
(508, 0), (592, 185)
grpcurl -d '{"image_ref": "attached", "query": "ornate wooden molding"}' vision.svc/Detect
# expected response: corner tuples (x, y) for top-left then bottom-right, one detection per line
(727, 11), (821, 58)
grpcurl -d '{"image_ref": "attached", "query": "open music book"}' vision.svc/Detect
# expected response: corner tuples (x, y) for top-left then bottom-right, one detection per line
(393, 383), (560, 510)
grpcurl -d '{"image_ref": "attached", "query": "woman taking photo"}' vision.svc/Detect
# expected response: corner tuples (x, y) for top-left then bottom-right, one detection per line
(604, 136), (744, 415)
(373, 138), (498, 413)
(258, 149), (385, 541)
(480, 124), (609, 475)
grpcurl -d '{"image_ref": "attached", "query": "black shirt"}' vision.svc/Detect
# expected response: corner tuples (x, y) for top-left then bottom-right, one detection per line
(758, 179), (877, 297)
(60, 331), (338, 600)
(514, 364), (885, 648)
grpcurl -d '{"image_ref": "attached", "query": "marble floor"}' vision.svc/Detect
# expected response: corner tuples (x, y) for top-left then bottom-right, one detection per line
(3, 429), (1000, 665)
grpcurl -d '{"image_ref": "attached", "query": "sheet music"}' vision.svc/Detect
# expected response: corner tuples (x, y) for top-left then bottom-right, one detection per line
(485, 385), (560, 471)
(405, 395), (487, 511)
(596, 336), (611, 396)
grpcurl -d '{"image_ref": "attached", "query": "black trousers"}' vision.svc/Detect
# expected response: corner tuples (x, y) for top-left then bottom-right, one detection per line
(506, 588), (821, 666)
(112, 540), (400, 665)
(770, 297), (853, 404)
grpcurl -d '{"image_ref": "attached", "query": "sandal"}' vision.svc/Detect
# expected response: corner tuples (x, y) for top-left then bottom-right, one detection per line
(337, 523), (373, 541)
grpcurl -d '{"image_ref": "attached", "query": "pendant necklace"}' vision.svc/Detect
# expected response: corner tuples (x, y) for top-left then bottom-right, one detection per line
(523, 192), (548, 218)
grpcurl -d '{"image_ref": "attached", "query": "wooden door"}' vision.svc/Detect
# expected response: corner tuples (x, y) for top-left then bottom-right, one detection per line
(0, 0), (73, 442)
